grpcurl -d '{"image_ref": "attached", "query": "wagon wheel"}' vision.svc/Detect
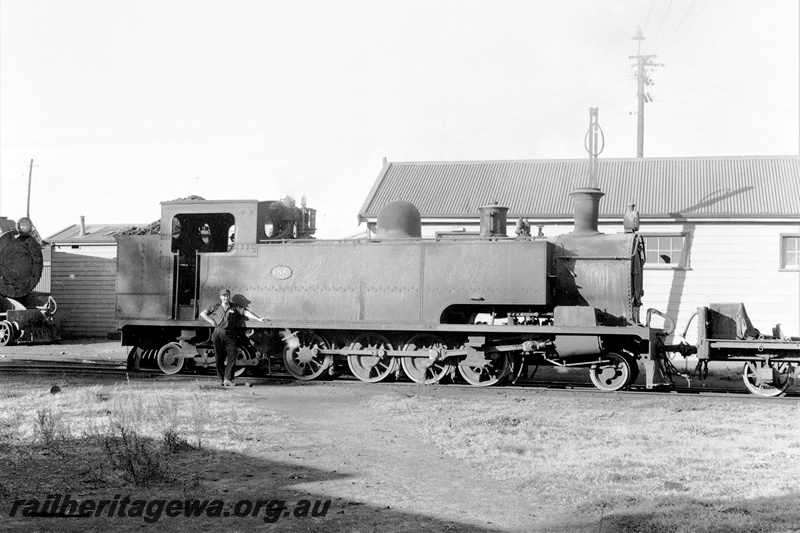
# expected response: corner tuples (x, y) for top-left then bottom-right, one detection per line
(156, 342), (185, 375)
(283, 330), (332, 380)
(588, 352), (632, 391)
(0, 321), (14, 347)
(742, 361), (794, 397)
(458, 352), (511, 387)
(400, 334), (453, 384)
(234, 344), (256, 378)
(347, 333), (398, 383)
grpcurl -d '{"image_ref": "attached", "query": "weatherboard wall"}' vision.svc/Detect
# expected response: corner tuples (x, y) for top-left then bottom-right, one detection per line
(50, 249), (118, 339)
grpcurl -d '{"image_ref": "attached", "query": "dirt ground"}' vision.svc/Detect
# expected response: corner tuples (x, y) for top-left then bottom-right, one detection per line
(1, 340), (797, 533)
(0, 370), (580, 531)
(1, 381), (554, 532)
(0, 341), (553, 532)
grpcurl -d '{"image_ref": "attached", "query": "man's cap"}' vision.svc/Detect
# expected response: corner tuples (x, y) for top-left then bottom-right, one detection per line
(220, 288), (231, 296)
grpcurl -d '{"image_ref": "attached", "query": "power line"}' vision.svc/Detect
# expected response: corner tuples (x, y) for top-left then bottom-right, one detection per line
(645, 0), (675, 53)
(642, 0), (657, 34)
(656, 0), (712, 55)
(655, 0), (697, 53)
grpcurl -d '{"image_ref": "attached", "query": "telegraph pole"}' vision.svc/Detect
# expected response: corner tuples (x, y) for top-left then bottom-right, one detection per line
(630, 28), (661, 158)
(27, 159), (34, 217)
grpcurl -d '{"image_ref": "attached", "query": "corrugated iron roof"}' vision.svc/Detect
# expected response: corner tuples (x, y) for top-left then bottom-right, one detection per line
(359, 156), (800, 220)
(46, 223), (147, 244)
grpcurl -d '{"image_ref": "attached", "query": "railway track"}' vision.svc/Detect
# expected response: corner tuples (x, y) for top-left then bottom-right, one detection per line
(0, 360), (154, 377)
(320, 376), (800, 400)
(1, 358), (797, 400)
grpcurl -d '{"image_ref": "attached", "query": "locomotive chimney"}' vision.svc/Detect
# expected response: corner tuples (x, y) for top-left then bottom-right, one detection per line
(478, 202), (509, 237)
(569, 187), (604, 235)
(79, 215), (86, 237)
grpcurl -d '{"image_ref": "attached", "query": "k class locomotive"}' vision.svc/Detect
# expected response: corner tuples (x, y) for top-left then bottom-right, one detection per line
(117, 188), (673, 392)
(0, 216), (59, 346)
(115, 188), (799, 396)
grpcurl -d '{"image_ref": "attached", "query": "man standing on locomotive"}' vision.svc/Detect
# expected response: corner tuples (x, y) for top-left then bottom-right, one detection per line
(200, 288), (266, 386)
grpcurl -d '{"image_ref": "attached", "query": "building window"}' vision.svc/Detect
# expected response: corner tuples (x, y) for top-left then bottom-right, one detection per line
(642, 234), (688, 269)
(780, 234), (800, 270)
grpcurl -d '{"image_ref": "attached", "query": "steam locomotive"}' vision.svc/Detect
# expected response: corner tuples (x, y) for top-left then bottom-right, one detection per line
(115, 189), (799, 396)
(0, 216), (59, 346)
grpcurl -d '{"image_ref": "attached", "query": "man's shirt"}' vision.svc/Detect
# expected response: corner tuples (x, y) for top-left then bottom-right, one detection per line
(204, 303), (245, 331)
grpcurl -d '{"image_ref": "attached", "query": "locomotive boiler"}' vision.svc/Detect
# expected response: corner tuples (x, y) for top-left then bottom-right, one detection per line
(116, 189), (674, 391)
(0, 216), (59, 346)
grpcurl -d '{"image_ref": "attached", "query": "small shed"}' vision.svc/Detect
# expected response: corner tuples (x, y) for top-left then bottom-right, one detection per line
(46, 217), (147, 339)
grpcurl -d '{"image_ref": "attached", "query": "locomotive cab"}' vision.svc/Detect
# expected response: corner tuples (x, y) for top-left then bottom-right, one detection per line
(117, 197), (317, 327)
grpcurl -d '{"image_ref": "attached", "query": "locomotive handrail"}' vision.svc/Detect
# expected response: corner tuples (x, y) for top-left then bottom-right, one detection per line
(558, 255), (635, 260)
(645, 308), (676, 336)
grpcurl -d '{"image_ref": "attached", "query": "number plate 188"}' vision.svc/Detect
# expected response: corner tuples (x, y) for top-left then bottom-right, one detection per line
(270, 266), (292, 280)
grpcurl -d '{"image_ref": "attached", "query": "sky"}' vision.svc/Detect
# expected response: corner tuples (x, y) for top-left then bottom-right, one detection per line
(1, 0), (798, 239)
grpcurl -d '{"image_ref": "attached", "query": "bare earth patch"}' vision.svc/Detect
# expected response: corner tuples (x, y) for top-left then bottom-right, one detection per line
(0, 375), (798, 532)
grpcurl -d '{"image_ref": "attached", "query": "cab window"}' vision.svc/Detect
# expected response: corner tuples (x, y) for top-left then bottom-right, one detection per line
(171, 213), (235, 254)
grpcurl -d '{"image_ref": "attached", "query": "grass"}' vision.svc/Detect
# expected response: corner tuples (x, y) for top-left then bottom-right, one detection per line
(0, 377), (797, 532)
(1, 379), (287, 453)
(0, 379), (287, 491)
(369, 390), (800, 532)
(0, 378), (307, 532)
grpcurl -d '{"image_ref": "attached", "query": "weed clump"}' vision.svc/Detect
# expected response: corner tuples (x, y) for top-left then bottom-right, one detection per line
(163, 427), (192, 454)
(34, 407), (71, 452)
(0, 410), (24, 448)
(103, 421), (174, 487)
